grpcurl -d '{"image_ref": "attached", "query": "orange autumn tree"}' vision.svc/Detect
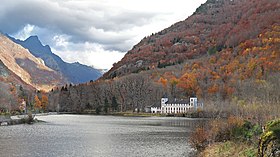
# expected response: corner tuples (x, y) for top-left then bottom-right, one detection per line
(41, 94), (48, 112)
(178, 72), (201, 97)
(207, 84), (219, 94)
(158, 77), (168, 89)
(34, 95), (42, 112)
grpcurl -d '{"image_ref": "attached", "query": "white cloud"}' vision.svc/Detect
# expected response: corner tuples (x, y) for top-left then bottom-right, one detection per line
(2, 0), (207, 69)
(13, 24), (35, 40)
(52, 42), (125, 69)
(52, 34), (71, 50)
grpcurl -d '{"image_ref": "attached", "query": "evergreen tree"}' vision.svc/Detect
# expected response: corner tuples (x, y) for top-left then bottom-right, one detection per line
(95, 106), (101, 115)
(111, 96), (118, 112)
(19, 85), (28, 100)
(104, 98), (109, 113)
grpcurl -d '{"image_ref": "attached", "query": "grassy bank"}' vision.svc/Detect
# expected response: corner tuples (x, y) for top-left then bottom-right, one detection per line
(200, 141), (257, 157)
(190, 117), (280, 157)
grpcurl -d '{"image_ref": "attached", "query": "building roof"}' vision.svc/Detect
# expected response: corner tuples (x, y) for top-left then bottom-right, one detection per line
(167, 98), (189, 104)
(161, 93), (168, 98)
(151, 102), (161, 108)
(186, 91), (196, 97)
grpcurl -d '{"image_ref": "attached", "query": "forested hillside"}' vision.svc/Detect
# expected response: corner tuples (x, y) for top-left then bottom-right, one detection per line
(0, 60), (35, 111)
(178, 25), (280, 101)
(103, 0), (279, 79)
(49, 0), (280, 118)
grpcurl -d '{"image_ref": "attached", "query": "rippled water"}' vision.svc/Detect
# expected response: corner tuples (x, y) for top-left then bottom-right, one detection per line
(0, 115), (203, 157)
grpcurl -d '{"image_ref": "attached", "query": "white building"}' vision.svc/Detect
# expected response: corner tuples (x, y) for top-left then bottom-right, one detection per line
(151, 106), (161, 113)
(151, 96), (203, 114)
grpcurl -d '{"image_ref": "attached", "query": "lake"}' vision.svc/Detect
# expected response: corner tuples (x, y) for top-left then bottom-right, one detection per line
(0, 115), (204, 157)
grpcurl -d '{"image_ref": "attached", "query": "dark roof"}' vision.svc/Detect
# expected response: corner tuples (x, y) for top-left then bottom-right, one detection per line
(162, 93), (168, 98)
(167, 98), (189, 104)
(189, 93), (197, 97)
(151, 102), (161, 108)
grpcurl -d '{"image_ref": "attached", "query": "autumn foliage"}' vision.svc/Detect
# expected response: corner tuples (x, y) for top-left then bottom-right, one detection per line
(49, 0), (280, 117)
(34, 95), (42, 110)
(41, 94), (48, 111)
(189, 126), (209, 151)
(103, 0), (280, 79)
(177, 24), (280, 100)
(190, 116), (262, 153)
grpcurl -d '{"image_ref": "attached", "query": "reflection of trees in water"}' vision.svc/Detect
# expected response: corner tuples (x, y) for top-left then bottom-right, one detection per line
(162, 119), (207, 128)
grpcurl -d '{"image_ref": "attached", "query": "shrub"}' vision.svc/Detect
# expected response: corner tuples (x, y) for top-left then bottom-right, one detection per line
(231, 120), (262, 142)
(20, 112), (34, 124)
(27, 112), (34, 124)
(258, 119), (280, 157)
(207, 116), (262, 143)
(0, 111), (10, 116)
(189, 126), (209, 151)
(243, 147), (257, 157)
(207, 47), (217, 55)
(208, 119), (230, 142)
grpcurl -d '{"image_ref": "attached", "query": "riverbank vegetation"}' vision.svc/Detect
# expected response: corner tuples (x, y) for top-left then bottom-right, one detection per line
(0, 86), (49, 126)
(201, 141), (257, 157)
(189, 114), (280, 156)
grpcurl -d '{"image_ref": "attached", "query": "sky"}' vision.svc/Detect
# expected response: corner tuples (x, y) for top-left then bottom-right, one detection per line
(0, 0), (207, 69)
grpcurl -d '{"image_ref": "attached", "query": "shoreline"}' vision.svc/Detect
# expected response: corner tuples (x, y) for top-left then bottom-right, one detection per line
(55, 110), (215, 118)
(1, 111), (209, 126)
(0, 114), (47, 126)
(56, 112), (204, 118)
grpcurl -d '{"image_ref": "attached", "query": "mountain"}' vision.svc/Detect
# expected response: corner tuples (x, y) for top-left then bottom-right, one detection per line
(48, 0), (280, 113)
(9, 36), (102, 84)
(103, 0), (280, 79)
(0, 34), (66, 91)
(0, 59), (36, 111)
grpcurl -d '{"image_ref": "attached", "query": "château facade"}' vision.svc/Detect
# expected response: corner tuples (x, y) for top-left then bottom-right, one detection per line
(151, 96), (203, 114)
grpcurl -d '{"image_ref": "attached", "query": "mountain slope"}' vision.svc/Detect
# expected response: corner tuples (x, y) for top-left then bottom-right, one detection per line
(0, 34), (66, 91)
(49, 0), (280, 113)
(0, 60), (36, 111)
(103, 0), (280, 79)
(10, 36), (102, 83)
(177, 24), (280, 99)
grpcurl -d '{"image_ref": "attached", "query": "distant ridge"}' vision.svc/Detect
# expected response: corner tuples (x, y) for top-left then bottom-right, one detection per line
(0, 34), (66, 91)
(9, 35), (102, 84)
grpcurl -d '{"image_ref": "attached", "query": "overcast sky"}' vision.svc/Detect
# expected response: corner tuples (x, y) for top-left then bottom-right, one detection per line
(1, 0), (206, 69)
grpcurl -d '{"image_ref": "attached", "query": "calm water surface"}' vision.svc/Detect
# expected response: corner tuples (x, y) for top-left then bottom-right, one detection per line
(0, 115), (204, 157)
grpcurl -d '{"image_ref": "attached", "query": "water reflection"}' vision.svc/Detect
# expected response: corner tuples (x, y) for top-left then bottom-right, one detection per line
(0, 115), (204, 157)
